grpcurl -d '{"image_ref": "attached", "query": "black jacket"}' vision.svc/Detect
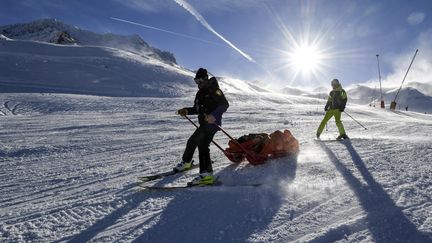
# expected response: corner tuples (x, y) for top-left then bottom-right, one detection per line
(325, 85), (347, 111)
(186, 77), (229, 126)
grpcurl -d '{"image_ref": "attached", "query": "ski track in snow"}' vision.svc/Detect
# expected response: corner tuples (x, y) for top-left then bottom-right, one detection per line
(0, 93), (431, 242)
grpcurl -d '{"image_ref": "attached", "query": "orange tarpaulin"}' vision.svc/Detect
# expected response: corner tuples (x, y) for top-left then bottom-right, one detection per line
(225, 130), (299, 165)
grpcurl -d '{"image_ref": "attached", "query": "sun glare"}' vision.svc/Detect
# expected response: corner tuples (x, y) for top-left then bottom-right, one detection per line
(289, 44), (323, 74)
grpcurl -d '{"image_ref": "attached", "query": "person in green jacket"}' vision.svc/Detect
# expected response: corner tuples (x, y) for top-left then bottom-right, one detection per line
(316, 79), (349, 140)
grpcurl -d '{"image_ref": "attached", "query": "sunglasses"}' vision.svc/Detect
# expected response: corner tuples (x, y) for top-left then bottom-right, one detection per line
(194, 78), (206, 84)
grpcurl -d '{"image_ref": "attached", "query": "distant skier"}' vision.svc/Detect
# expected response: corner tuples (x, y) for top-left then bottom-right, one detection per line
(175, 68), (229, 186)
(316, 79), (349, 140)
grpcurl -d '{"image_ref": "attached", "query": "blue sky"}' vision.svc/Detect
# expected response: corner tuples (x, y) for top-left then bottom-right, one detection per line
(1, 0), (431, 89)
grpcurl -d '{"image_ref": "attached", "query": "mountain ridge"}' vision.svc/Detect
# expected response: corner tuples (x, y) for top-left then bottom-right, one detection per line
(0, 18), (177, 64)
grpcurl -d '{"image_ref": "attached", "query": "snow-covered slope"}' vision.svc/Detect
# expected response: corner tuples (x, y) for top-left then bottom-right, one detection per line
(0, 32), (298, 99)
(0, 38), (195, 97)
(219, 77), (321, 106)
(282, 81), (432, 113)
(281, 86), (315, 97)
(290, 83), (432, 114)
(345, 84), (432, 113)
(0, 18), (176, 64)
(2, 19), (431, 112)
(0, 92), (431, 242)
(0, 34), (11, 40)
(406, 82), (432, 96)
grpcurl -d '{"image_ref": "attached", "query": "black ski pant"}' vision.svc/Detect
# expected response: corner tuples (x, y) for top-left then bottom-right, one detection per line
(182, 125), (218, 174)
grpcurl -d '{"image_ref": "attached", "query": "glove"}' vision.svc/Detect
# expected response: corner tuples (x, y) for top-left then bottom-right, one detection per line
(177, 108), (188, 116)
(324, 106), (329, 111)
(340, 108), (345, 112)
(205, 114), (216, 124)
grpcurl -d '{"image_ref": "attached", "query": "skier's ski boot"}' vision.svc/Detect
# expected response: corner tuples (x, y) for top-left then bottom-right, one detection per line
(316, 132), (321, 139)
(187, 172), (216, 186)
(336, 134), (349, 140)
(173, 160), (193, 172)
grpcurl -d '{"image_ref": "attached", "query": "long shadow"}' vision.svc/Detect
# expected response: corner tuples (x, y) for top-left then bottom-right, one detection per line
(315, 141), (430, 242)
(59, 176), (179, 243)
(133, 156), (297, 242)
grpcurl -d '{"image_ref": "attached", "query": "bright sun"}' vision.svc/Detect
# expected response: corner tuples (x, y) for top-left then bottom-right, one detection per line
(288, 44), (323, 74)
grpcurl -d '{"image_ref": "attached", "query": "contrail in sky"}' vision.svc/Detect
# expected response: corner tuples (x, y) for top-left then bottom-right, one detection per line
(110, 17), (221, 45)
(173, 0), (256, 63)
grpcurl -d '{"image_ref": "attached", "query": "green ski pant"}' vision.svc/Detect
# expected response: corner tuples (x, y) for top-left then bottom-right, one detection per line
(317, 109), (346, 135)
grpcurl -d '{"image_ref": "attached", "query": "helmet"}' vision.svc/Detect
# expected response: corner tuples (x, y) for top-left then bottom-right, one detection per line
(195, 68), (208, 80)
(331, 79), (339, 86)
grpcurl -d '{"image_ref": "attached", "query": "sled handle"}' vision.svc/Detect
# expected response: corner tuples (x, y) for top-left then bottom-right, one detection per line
(184, 115), (226, 154)
(183, 115), (261, 164)
(215, 124), (261, 164)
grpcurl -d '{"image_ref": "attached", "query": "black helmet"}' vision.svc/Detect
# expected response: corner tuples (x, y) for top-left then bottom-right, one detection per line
(195, 68), (208, 80)
(331, 79), (339, 86)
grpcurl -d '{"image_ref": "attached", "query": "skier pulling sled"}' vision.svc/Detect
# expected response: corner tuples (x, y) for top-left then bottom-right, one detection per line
(174, 68), (229, 186)
(224, 129), (299, 165)
(138, 68), (298, 189)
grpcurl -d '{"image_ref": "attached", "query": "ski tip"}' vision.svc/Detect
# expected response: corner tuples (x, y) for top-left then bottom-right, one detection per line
(137, 176), (153, 181)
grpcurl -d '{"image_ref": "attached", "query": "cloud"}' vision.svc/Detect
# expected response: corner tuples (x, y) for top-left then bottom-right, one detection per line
(363, 4), (380, 17)
(388, 29), (431, 85)
(15, 0), (71, 13)
(111, 0), (175, 13)
(185, 0), (261, 13)
(173, 0), (256, 63)
(407, 12), (425, 25)
(110, 17), (221, 45)
(112, 0), (260, 14)
(365, 28), (432, 88)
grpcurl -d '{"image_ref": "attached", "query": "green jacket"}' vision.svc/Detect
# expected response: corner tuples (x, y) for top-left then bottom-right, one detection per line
(325, 85), (347, 111)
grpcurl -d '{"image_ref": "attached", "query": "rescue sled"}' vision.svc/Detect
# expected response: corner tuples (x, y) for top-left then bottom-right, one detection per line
(224, 130), (299, 165)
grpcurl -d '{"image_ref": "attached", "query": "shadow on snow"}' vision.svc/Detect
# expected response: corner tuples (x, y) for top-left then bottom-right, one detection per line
(60, 155), (297, 242)
(132, 156), (298, 242)
(314, 141), (430, 243)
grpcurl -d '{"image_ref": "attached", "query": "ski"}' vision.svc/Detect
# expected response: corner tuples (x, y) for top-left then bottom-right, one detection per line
(137, 181), (262, 191)
(314, 138), (350, 142)
(137, 163), (198, 182)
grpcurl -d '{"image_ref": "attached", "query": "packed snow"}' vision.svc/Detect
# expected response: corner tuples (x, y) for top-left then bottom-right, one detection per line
(1, 89), (431, 242)
(1, 19), (432, 242)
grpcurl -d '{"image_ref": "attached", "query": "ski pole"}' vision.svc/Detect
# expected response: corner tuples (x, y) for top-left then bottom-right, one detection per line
(183, 115), (226, 153)
(343, 111), (367, 130)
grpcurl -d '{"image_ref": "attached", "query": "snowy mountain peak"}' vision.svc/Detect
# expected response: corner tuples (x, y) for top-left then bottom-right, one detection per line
(405, 82), (432, 96)
(0, 18), (176, 64)
(0, 34), (11, 40)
